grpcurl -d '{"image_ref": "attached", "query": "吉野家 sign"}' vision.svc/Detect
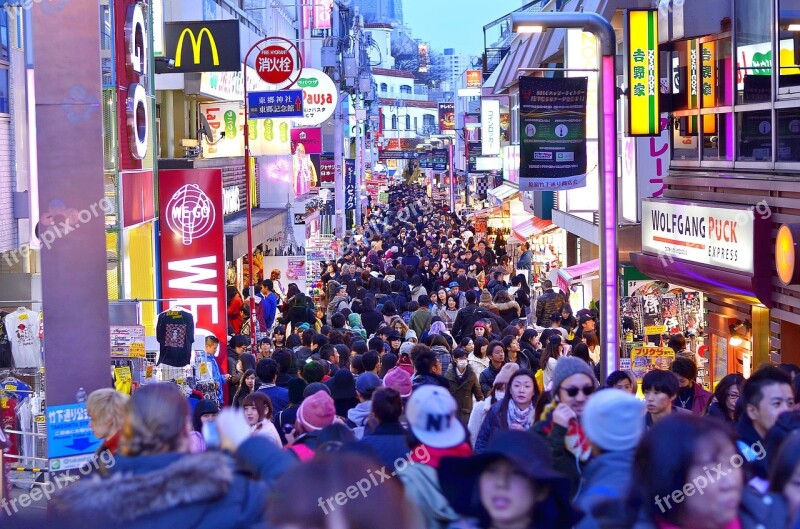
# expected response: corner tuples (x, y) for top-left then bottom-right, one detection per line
(626, 9), (660, 136)
(518, 76), (588, 191)
(465, 69), (482, 88)
(164, 20), (241, 73)
(248, 90), (304, 118)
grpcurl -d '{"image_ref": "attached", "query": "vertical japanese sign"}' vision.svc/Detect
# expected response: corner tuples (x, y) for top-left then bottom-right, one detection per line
(481, 99), (500, 155)
(701, 41), (717, 134)
(319, 155), (335, 188)
(626, 9), (660, 136)
(518, 76), (588, 191)
(344, 159), (356, 229)
(465, 69), (482, 88)
(438, 102), (455, 131)
(158, 169), (227, 366)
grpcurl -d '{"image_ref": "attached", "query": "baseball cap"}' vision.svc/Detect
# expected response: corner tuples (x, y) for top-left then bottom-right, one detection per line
(449, 281), (459, 288)
(355, 372), (382, 396)
(406, 385), (465, 448)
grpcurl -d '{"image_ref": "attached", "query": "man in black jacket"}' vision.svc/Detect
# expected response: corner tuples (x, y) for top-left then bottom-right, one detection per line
(451, 290), (508, 342)
(535, 280), (565, 327)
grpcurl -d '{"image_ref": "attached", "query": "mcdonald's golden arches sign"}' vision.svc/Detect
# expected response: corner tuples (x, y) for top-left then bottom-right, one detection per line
(164, 20), (241, 73)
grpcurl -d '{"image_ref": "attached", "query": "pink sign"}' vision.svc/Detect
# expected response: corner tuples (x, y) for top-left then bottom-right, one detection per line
(291, 127), (322, 154)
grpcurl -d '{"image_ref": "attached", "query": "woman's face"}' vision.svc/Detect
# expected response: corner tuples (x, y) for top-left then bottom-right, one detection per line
(562, 309), (570, 320)
(88, 415), (110, 440)
(438, 290), (447, 302)
(509, 338), (520, 352)
(510, 375), (535, 407)
(557, 373), (594, 418)
(479, 459), (538, 529)
(243, 405), (259, 426)
(245, 374), (256, 390)
(475, 326), (485, 338)
(783, 461), (800, 522)
(726, 385), (742, 413)
(394, 322), (403, 333)
(464, 340), (474, 353)
(447, 297), (457, 309)
(678, 437), (743, 528)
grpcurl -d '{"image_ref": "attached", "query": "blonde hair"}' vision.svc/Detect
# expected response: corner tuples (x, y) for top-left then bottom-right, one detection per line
(121, 383), (189, 456)
(86, 388), (129, 438)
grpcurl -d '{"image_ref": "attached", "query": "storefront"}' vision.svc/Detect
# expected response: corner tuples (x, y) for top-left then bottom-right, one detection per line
(631, 198), (772, 386)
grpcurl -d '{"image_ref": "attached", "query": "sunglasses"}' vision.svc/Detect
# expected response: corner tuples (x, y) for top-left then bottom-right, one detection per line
(561, 385), (595, 398)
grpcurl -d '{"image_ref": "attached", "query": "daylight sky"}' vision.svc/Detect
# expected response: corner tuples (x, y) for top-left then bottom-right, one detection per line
(402, 0), (518, 56)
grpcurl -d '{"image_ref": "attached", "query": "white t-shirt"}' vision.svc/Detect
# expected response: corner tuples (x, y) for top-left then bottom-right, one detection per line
(252, 419), (282, 447)
(4, 310), (42, 368)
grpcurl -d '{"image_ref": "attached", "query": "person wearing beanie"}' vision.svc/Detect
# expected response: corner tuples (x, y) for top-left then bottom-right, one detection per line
(468, 363), (519, 447)
(289, 390), (337, 461)
(670, 357), (712, 415)
(575, 389), (645, 529)
(326, 369), (359, 419)
(531, 356), (599, 497)
(405, 328), (418, 344)
(274, 377), (308, 445)
(478, 289), (500, 316)
(383, 367), (413, 399)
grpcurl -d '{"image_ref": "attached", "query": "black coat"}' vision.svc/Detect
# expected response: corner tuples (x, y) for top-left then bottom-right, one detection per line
(360, 310), (385, 336)
(357, 422), (410, 469)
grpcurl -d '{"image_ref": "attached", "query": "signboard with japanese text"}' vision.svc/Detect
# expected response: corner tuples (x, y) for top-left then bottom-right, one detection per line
(200, 102), (245, 158)
(466, 69), (482, 88)
(252, 37), (303, 90)
(481, 99), (500, 156)
(47, 403), (101, 459)
(164, 20), (241, 73)
(319, 156), (335, 187)
(248, 117), (292, 156)
(248, 90), (304, 119)
(431, 148), (448, 171)
(630, 347), (675, 381)
(626, 9), (660, 136)
(110, 325), (146, 357)
(291, 127), (323, 154)
(438, 102), (455, 131)
(519, 76), (588, 191)
(621, 114), (670, 222)
(344, 159), (356, 229)
(292, 68), (338, 126)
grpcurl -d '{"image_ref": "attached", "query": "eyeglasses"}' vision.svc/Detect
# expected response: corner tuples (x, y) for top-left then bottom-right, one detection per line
(561, 385), (595, 398)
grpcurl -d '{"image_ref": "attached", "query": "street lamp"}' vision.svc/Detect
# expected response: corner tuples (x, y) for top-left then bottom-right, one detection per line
(511, 12), (619, 381)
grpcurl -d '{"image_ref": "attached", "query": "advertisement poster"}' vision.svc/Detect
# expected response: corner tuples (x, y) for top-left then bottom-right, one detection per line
(630, 347), (675, 381)
(293, 145), (318, 196)
(291, 127), (323, 154)
(286, 257), (306, 280)
(249, 118), (292, 156)
(641, 293), (665, 335)
(500, 113), (510, 142)
(519, 76), (588, 191)
(200, 102), (245, 158)
(438, 102), (455, 131)
(344, 159), (356, 229)
(319, 156), (335, 188)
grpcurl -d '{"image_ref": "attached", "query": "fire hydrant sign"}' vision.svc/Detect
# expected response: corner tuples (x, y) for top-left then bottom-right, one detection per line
(252, 37), (303, 90)
(248, 90), (304, 118)
(47, 402), (101, 464)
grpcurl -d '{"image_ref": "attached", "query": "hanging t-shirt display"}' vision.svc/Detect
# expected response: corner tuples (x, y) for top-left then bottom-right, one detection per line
(3, 309), (42, 368)
(155, 308), (195, 367)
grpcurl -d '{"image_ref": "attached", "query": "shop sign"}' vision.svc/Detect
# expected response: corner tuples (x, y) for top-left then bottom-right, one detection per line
(292, 68), (338, 126)
(431, 148), (448, 171)
(319, 156), (335, 188)
(248, 117), (291, 156)
(621, 115), (669, 222)
(641, 199), (757, 274)
(626, 9), (660, 136)
(776, 224), (800, 285)
(291, 127), (323, 154)
(465, 69), (482, 88)
(519, 76), (588, 191)
(115, 0), (150, 169)
(46, 402), (101, 460)
(248, 90), (304, 118)
(199, 66), (275, 102)
(629, 347), (675, 381)
(158, 169), (227, 359)
(164, 20), (241, 73)
(438, 102), (455, 131)
(481, 99), (500, 156)
(200, 102), (245, 158)
(303, 0), (333, 30)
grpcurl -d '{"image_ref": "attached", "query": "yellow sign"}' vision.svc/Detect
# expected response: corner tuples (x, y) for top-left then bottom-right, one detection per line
(145, 365), (154, 379)
(175, 28), (219, 68)
(776, 224), (800, 285)
(627, 10), (660, 136)
(701, 41), (717, 134)
(630, 346), (675, 380)
(644, 325), (667, 335)
(129, 342), (146, 358)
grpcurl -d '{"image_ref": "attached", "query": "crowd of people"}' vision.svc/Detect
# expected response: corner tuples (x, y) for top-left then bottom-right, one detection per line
(15, 183), (800, 529)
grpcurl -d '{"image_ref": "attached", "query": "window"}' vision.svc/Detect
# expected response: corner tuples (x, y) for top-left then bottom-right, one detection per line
(735, 0), (772, 103)
(0, 69), (7, 114)
(391, 114), (398, 130)
(405, 115), (410, 130)
(414, 116), (418, 131)
(400, 85), (412, 94)
(423, 114), (435, 129)
(738, 110), (772, 161)
(672, 118), (700, 161)
(0, 9), (8, 62)
(777, 108), (800, 160)
(701, 113), (734, 161)
(778, 0), (800, 93)
(380, 83), (388, 92)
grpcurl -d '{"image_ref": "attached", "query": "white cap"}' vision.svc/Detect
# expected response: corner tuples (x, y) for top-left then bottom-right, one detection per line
(406, 385), (465, 448)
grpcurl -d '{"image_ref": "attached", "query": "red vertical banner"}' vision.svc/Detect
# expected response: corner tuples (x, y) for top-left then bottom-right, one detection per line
(158, 169), (227, 373)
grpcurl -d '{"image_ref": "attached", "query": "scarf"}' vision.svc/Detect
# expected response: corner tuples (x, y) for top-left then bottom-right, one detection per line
(539, 400), (592, 463)
(507, 400), (534, 430)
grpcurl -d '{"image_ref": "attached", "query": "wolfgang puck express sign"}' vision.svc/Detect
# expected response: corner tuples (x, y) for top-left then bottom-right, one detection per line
(641, 199), (769, 274)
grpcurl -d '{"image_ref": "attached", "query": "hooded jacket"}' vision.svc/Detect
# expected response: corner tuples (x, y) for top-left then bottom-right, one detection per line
(326, 294), (350, 323)
(575, 450), (636, 529)
(49, 437), (295, 529)
(495, 300), (521, 323)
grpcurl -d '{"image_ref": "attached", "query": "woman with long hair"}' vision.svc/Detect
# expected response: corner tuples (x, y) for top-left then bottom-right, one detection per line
(431, 287), (447, 316)
(381, 300), (399, 326)
(233, 368), (257, 409)
(494, 289), (521, 323)
(705, 373), (745, 423)
(510, 273), (531, 316)
(584, 330), (601, 364)
(475, 369), (539, 452)
(540, 335), (563, 389)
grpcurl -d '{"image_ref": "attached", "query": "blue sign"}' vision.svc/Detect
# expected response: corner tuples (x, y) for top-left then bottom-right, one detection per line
(46, 402), (101, 458)
(248, 90), (304, 118)
(432, 148), (448, 172)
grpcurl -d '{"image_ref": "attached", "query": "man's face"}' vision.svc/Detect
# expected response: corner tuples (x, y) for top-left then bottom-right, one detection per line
(205, 343), (219, 356)
(583, 319), (596, 332)
(747, 383), (795, 437)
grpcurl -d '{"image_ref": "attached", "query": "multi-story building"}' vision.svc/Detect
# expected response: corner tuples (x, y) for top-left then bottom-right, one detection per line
(351, 0), (404, 26)
(439, 48), (480, 92)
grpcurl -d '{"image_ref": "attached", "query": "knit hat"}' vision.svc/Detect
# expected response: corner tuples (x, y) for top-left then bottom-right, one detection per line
(327, 369), (357, 400)
(551, 356), (598, 391)
(581, 389), (645, 451)
(297, 323), (311, 331)
(383, 367), (413, 398)
(479, 290), (492, 304)
(356, 372), (382, 397)
(399, 341), (415, 357)
(297, 390), (336, 431)
(303, 382), (332, 399)
(406, 385), (465, 448)
(494, 363), (520, 387)
(405, 329), (418, 341)
(473, 320), (486, 329)
(287, 377), (308, 405)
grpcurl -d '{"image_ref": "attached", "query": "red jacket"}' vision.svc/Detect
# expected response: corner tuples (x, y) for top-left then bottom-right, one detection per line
(691, 382), (713, 416)
(228, 294), (244, 334)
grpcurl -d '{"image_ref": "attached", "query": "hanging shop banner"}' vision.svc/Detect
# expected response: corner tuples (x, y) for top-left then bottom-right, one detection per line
(164, 20), (241, 73)
(291, 127), (323, 154)
(319, 155), (335, 188)
(626, 9), (660, 136)
(292, 68), (338, 126)
(249, 117), (292, 156)
(345, 159), (357, 229)
(701, 42), (717, 134)
(481, 99), (500, 156)
(518, 76), (588, 191)
(641, 199), (759, 274)
(465, 69), (482, 88)
(438, 102), (455, 131)
(158, 169), (227, 360)
(200, 102), (244, 158)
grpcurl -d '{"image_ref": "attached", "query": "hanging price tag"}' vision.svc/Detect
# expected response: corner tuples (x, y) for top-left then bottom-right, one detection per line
(145, 365), (154, 379)
(129, 343), (145, 358)
(18, 313), (28, 321)
(114, 366), (132, 383)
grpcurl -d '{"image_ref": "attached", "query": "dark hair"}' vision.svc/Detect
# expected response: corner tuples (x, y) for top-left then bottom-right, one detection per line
(319, 344), (336, 362)
(571, 343), (592, 364)
(670, 357), (698, 381)
(768, 429), (800, 496)
(363, 296), (377, 311)
(406, 301), (419, 312)
(486, 340), (505, 359)
(239, 353), (258, 372)
(272, 349), (294, 375)
(777, 363), (800, 379)
(302, 360), (325, 384)
(465, 290), (477, 304)
(362, 350), (380, 372)
(667, 333), (687, 353)
(539, 337), (562, 371)
(335, 343), (351, 369)
(583, 331), (599, 349)
(382, 300), (397, 316)
(379, 353), (398, 377)
(367, 337), (385, 355)
(351, 340), (369, 355)
(262, 278), (274, 291)
(302, 329), (314, 347)
(633, 415), (739, 524)
(312, 334), (330, 350)
(521, 328), (538, 345)
(205, 335), (220, 346)
(372, 387), (403, 424)
(243, 391), (275, 421)
(606, 370), (635, 389)
(642, 369), (679, 397)
(743, 366), (792, 409)
(414, 350), (438, 375)
(286, 334), (302, 349)
(451, 347), (468, 360)
(350, 354), (365, 375)
(709, 373), (745, 420)
(496, 369), (538, 421)
(256, 358), (279, 384)
(473, 337), (489, 358)
(418, 294), (431, 307)
(331, 313), (346, 328)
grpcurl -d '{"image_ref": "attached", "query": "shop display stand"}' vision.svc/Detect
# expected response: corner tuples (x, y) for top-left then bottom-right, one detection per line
(305, 236), (337, 310)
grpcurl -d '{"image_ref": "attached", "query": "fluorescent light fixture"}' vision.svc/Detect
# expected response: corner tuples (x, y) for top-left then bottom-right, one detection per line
(516, 24), (544, 33)
(788, 24), (800, 31)
(458, 87), (481, 97)
(476, 157), (502, 171)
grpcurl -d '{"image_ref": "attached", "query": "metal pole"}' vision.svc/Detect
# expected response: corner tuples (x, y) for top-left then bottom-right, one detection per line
(243, 55), (256, 352)
(334, 91), (345, 237)
(511, 12), (619, 381)
(448, 141), (455, 212)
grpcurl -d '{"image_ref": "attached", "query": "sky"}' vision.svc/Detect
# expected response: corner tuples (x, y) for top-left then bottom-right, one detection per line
(402, 0), (517, 56)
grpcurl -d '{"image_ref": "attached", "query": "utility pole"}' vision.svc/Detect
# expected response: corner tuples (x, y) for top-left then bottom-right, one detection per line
(333, 0), (345, 237)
